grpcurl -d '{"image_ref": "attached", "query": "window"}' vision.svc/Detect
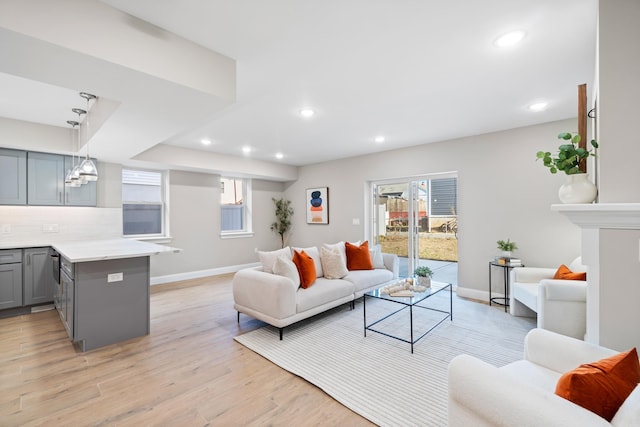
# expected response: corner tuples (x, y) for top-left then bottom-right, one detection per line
(122, 169), (166, 237)
(220, 177), (252, 237)
(430, 177), (458, 216)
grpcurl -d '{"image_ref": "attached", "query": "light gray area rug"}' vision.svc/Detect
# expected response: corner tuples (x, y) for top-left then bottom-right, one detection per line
(234, 293), (536, 427)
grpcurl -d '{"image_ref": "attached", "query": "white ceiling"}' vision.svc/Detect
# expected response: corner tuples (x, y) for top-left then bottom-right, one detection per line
(0, 0), (598, 169)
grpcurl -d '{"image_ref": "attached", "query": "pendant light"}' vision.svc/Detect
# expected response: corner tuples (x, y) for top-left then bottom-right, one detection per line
(65, 120), (81, 187)
(71, 107), (87, 185)
(79, 92), (98, 182)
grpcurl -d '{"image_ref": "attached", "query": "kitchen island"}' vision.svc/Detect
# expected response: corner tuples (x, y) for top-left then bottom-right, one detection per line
(52, 239), (180, 352)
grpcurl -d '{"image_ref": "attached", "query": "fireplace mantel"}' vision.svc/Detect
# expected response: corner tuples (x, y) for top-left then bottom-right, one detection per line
(551, 203), (640, 229)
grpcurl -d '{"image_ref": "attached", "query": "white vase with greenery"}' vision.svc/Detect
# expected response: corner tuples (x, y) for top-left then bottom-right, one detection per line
(536, 132), (598, 204)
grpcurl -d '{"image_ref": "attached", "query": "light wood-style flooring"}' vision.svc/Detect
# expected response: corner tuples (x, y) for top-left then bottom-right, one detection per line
(0, 274), (374, 426)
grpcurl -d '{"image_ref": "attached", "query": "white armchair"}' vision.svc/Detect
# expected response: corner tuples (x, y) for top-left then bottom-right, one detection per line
(448, 328), (637, 427)
(509, 257), (586, 339)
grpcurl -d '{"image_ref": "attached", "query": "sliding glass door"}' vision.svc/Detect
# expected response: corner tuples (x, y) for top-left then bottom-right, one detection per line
(372, 175), (458, 279)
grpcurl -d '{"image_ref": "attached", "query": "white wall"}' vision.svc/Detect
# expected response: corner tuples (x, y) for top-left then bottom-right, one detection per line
(96, 161), (122, 208)
(597, 0), (640, 202)
(598, 228), (640, 350)
(284, 118), (583, 298)
(149, 170), (286, 282)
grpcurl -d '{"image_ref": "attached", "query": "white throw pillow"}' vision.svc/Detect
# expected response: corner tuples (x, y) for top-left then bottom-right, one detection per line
(612, 384), (640, 427)
(273, 255), (301, 288)
(292, 246), (323, 278)
(369, 244), (386, 269)
(258, 247), (292, 273)
(320, 246), (349, 279)
(323, 241), (361, 265)
(323, 241), (346, 263)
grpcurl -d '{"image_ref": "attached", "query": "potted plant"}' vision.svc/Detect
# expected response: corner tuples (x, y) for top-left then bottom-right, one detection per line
(536, 132), (599, 203)
(270, 198), (294, 248)
(497, 239), (517, 258)
(414, 266), (433, 288)
(536, 132), (598, 175)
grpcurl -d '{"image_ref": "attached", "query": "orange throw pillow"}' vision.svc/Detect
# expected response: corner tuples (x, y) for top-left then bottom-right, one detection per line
(292, 250), (317, 289)
(553, 264), (587, 281)
(345, 241), (373, 270)
(555, 348), (640, 421)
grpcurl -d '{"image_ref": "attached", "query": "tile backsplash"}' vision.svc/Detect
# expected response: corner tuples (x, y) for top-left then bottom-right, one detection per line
(0, 206), (122, 245)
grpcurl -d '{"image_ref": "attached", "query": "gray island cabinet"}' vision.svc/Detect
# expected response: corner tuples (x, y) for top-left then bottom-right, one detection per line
(53, 239), (179, 352)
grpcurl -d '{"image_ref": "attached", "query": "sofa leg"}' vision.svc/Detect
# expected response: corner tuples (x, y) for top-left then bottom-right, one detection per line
(279, 328), (283, 340)
(237, 311), (240, 323)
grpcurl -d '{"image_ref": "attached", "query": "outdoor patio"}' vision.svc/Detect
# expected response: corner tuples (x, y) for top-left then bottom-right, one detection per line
(397, 257), (458, 286)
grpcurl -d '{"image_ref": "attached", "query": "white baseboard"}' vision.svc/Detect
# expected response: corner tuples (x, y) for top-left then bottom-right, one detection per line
(455, 286), (503, 303)
(150, 262), (260, 285)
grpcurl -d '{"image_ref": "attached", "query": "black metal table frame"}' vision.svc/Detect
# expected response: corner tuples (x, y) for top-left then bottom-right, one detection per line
(488, 261), (523, 313)
(363, 283), (452, 353)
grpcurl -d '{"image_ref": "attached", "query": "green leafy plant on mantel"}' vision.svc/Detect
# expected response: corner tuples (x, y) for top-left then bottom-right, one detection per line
(414, 266), (434, 278)
(497, 239), (518, 252)
(270, 198), (294, 248)
(536, 132), (599, 175)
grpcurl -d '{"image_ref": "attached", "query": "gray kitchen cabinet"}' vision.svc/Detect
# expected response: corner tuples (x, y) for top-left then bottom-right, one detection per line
(57, 256), (149, 351)
(26, 152), (97, 206)
(23, 247), (54, 306)
(64, 156), (97, 206)
(0, 249), (23, 310)
(0, 148), (27, 205)
(27, 152), (66, 206)
(59, 259), (75, 340)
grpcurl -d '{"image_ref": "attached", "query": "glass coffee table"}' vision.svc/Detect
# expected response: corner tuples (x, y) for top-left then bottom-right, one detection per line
(363, 281), (453, 353)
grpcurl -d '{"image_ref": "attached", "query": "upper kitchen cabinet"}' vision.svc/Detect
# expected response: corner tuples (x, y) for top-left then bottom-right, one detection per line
(64, 156), (97, 206)
(27, 152), (66, 206)
(0, 148), (27, 205)
(26, 152), (97, 207)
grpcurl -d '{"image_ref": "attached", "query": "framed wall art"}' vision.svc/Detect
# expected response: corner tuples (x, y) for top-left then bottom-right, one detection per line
(306, 187), (329, 224)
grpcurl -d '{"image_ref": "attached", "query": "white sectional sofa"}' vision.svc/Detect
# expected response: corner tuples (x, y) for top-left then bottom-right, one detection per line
(233, 243), (399, 339)
(509, 257), (587, 339)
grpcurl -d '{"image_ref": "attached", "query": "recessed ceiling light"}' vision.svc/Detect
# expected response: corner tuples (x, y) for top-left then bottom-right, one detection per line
(375, 136), (385, 143)
(528, 102), (548, 112)
(275, 152), (284, 159)
(242, 146), (251, 154)
(201, 139), (212, 146)
(299, 109), (315, 118)
(494, 30), (526, 48)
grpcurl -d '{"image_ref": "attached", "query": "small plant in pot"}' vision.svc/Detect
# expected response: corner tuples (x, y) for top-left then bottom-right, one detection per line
(497, 239), (517, 258)
(414, 266), (434, 288)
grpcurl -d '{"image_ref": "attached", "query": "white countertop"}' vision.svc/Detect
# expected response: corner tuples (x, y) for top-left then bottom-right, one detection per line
(0, 239), (181, 263)
(53, 239), (181, 263)
(0, 241), (55, 249)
